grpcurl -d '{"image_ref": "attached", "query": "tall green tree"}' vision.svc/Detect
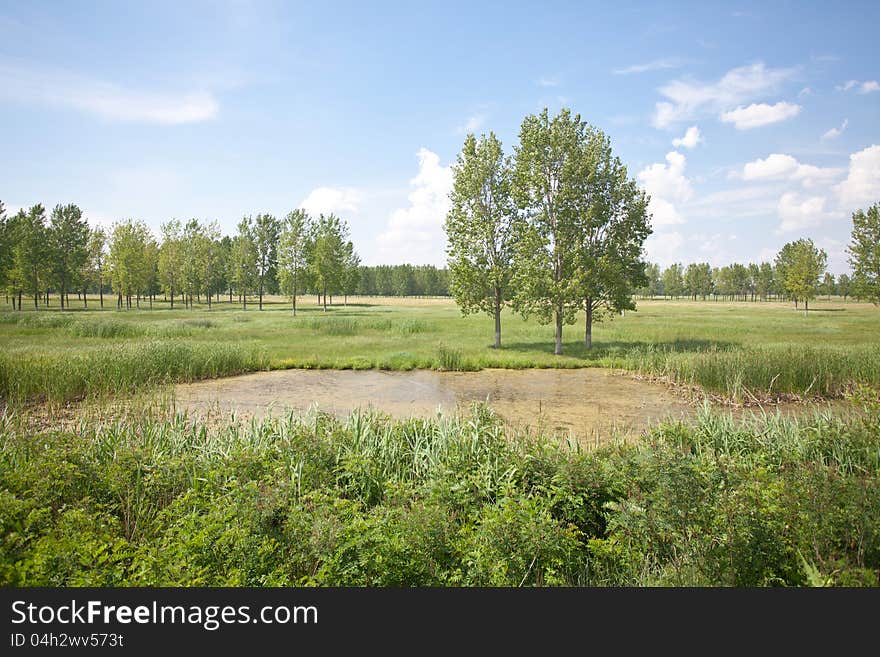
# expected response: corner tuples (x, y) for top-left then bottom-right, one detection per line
(662, 263), (684, 299)
(837, 273), (851, 301)
(277, 209), (311, 316)
(309, 214), (349, 311)
(106, 219), (151, 310)
(0, 202), (14, 307)
(48, 203), (90, 309)
(775, 238), (827, 317)
(573, 130), (651, 348)
(231, 217), (258, 309)
(510, 108), (592, 355)
(847, 203), (880, 305)
(645, 263), (662, 298)
(253, 213), (279, 310)
(87, 228), (106, 308)
(754, 262), (775, 301)
(158, 220), (183, 309)
(445, 132), (517, 348)
(13, 205), (49, 309)
(820, 272), (836, 300)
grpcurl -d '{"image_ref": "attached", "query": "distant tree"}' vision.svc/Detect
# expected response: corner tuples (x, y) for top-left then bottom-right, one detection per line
(820, 272), (836, 300)
(87, 228), (107, 308)
(253, 213), (279, 310)
(13, 205), (49, 309)
(445, 132), (517, 348)
(309, 214), (349, 311)
(158, 220), (183, 309)
(106, 219), (151, 310)
(645, 263), (662, 298)
(837, 273), (851, 301)
(754, 262), (775, 301)
(661, 263), (684, 299)
(776, 238), (827, 317)
(231, 217), (258, 309)
(47, 204), (90, 309)
(847, 203), (880, 305)
(342, 242), (360, 305)
(0, 202), (14, 307)
(684, 262), (713, 300)
(181, 219), (205, 308)
(510, 108), (594, 355)
(277, 209), (311, 316)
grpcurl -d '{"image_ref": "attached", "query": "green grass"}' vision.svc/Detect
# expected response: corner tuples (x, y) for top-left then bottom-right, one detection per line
(1, 295), (878, 404)
(1, 401), (877, 586)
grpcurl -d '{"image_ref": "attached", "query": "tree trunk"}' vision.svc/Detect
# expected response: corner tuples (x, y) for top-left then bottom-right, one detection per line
(554, 305), (563, 356)
(259, 281), (263, 311)
(323, 287), (327, 312)
(18, 290), (22, 311)
(99, 283), (104, 309)
(60, 282), (65, 309)
(493, 287), (502, 349)
(83, 286), (88, 309)
(585, 300), (593, 349)
(804, 299), (808, 318)
(170, 289), (174, 309)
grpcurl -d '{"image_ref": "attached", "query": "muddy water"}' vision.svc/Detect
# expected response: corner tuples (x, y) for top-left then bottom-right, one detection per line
(174, 368), (695, 442)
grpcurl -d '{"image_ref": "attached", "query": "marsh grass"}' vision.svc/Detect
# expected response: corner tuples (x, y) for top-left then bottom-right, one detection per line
(0, 341), (268, 405)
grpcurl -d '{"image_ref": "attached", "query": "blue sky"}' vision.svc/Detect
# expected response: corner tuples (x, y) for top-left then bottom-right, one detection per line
(1, 1), (878, 273)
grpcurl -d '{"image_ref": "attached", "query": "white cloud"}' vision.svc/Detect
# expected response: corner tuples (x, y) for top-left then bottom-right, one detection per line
(719, 101), (801, 130)
(613, 58), (681, 75)
(798, 87), (812, 97)
(652, 62), (795, 128)
(375, 148), (453, 266)
(777, 192), (829, 233)
(835, 144), (880, 210)
(0, 59), (218, 124)
(821, 118), (848, 140)
(637, 151), (693, 226)
(299, 187), (361, 216)
(458, 114), (485, 134)
(671, 125), (702, 149)
(838, 79), (880, 94)
(537, 75), (561, 87)
(736, 154), (842, 188)
(644, 231), (685, 267)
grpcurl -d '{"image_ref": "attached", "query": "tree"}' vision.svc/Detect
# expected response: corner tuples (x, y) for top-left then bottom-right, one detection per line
(445, 132), (517, 348)
(200, 222), (222, 309)
(106, 219), (151, 310)
(309, 214), (349, 311)
(754, 262), (775, 301)
(341, 242), (360, 305)
(645, 263), (662, 298)
(158, 220), (183, 309)
(181, 219), (204, 309)
(847, 203), (880, 305)
(13, 205), (48, 309)
(820, 272), (836, 300)
(510, 108), (593, 355)
(231, 217), (258, 309)
(662, 264), (684, 299)
(0, 202), (14, 307)
(776, 238), (827, 317)
(838, 273), (851, 301)
(277, 209), (311, 316)
(87, 228), (107, 308)
(684, 262), (713, 300)
(253, 213), (279, 310)
(573, 129), (651, 348)
(48, 204), (90, 309)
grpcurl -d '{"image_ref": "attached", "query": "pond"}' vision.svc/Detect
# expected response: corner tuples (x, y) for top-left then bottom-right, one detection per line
(174, 367), (696, 443)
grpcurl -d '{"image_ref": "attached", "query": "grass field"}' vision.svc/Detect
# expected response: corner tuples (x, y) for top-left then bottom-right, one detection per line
(1, 294), (878, 405)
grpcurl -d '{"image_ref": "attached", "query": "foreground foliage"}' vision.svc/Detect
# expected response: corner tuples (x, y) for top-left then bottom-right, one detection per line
(2, 399), (878, 586)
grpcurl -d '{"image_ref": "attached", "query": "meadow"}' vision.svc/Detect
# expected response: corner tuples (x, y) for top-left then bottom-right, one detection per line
(1, 294), (879, 405)
(2, 295), (879, 587)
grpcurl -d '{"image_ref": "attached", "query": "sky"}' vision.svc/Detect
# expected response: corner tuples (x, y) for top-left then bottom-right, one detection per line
(1, 1), (878, 274)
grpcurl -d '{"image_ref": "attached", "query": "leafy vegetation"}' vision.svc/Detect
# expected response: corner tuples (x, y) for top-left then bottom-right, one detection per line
(2, 400), (877, 586)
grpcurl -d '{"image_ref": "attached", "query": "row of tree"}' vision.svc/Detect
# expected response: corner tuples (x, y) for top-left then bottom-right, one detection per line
(0, 204), (363, 313)
(642, 254), (855, 303)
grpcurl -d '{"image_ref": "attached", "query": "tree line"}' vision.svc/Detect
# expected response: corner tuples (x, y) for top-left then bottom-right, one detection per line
(0, 203), (447, 313)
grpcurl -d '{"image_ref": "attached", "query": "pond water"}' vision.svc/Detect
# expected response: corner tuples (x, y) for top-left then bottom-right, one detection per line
(174, 368), (697, 443)
(173, 368), (850, 444)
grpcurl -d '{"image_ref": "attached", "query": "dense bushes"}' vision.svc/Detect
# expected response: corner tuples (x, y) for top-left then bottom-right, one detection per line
(1, 402), (878, 586)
